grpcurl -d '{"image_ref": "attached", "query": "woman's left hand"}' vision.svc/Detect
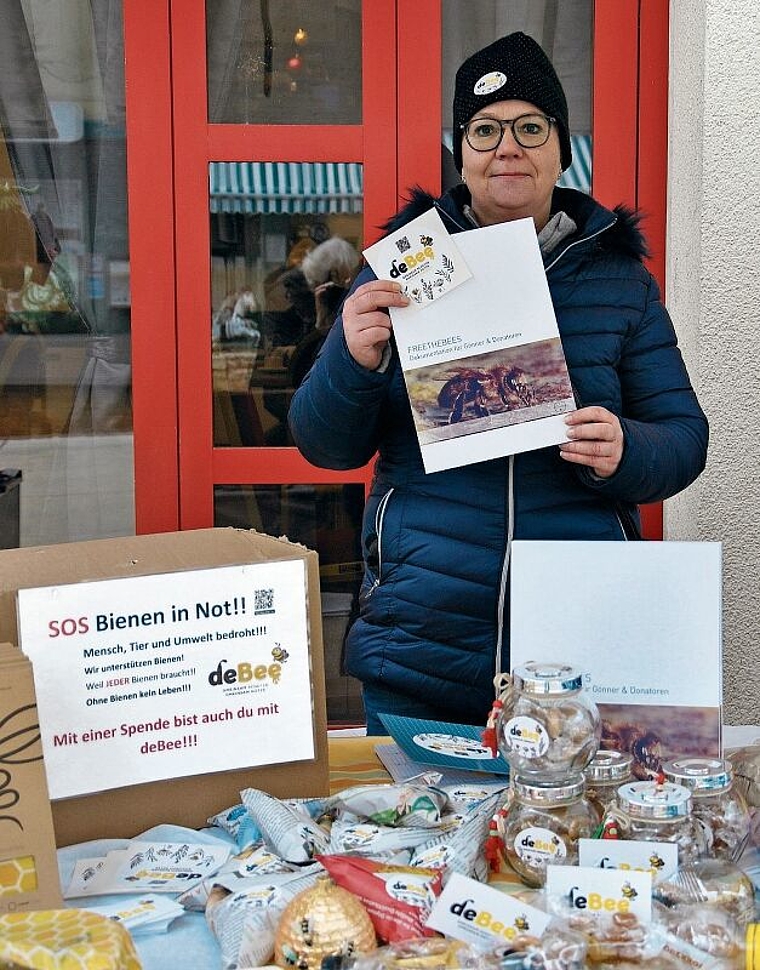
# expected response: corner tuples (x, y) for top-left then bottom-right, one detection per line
(559, 406), (624, 478)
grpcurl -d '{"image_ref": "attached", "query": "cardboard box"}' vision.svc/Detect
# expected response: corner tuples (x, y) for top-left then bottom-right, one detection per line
(0, 528), (328, 846)
(0, 642), (62, 913)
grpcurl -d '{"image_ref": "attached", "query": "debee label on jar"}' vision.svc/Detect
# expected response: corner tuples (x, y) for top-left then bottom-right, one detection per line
(514, 826), (567, 866)
(502, 715), (549, 757)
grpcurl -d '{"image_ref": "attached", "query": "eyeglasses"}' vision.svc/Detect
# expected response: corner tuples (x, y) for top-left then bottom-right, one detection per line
(461, 113), (555, 152)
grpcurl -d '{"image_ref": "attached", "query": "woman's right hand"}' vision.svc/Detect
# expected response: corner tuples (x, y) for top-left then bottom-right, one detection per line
(342, 280), (409, 370)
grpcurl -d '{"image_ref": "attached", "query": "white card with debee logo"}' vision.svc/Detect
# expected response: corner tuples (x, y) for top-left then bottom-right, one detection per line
(425, 871), (551, 949)
(362, 208), (472, 308)
(578, 838), (679, 882)
(545, 865), (652, 923)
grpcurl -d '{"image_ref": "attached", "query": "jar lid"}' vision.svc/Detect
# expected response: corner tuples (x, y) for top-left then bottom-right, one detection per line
(511, 661), (583, 695)
(617, 780), (692, 819)
(661, 757), (733, 793)
(584, 749), (634, 783)
(513, 773), (586, 805)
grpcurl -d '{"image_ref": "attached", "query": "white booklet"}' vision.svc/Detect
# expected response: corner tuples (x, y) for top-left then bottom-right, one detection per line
(363, 208), (575, 474)
(509, 540), (723, 777)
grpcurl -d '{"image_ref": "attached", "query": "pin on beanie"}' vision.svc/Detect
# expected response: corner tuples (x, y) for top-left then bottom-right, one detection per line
(452, 31), (572, 174)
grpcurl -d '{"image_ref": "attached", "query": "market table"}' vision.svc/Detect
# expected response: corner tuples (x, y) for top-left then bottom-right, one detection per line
(55, 735), (520, 970)
(55, 734), (759, 970)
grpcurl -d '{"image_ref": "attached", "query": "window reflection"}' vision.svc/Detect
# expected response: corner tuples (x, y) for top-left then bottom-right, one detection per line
(210, 161), (362, 447)
(206, 0), (362, 125)
(214, 483), (365, 723)
(0, 0), (133, 546)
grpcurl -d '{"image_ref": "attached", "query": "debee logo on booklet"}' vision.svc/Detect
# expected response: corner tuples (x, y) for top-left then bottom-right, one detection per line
(362, 208), (473, 307)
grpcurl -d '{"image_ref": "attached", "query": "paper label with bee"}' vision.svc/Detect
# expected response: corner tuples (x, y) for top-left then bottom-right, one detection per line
(545, 865), (652, 923)
(425, 871), (551, 949)
(362, 207), (473, 308)
(578, 838), (679, 882)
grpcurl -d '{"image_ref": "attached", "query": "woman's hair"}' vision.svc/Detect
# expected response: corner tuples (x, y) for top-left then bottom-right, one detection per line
(286, 237), (317, 267)
(301, 237), (360, 289)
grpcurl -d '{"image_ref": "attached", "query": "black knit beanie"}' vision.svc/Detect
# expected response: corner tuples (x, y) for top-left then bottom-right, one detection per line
(452, 31), (572, 173)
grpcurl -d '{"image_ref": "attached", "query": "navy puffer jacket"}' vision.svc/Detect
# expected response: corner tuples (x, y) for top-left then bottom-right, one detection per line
(288, 186), (708, 723)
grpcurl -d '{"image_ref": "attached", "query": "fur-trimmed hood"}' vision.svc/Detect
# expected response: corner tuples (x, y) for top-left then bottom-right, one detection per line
(380, 184), (650, 264)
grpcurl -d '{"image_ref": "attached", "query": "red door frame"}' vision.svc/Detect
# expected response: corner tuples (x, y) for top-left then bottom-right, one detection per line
(594, 0), (669, 538)
(124, 0), (669, 538)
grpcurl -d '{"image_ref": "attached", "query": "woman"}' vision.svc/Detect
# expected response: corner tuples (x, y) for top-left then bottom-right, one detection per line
(288, 32), (708, 735)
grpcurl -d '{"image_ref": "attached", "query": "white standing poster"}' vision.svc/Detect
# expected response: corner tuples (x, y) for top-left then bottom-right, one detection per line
(509, 541), (723, 776)
(16, 559), (315, 800)
(363, 209), (576, 474)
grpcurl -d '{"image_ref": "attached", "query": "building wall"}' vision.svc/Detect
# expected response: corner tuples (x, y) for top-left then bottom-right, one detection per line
(666, 0), (760, 723)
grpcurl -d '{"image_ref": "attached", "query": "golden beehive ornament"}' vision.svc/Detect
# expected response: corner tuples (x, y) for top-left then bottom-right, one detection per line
(273, 874), (376, 970)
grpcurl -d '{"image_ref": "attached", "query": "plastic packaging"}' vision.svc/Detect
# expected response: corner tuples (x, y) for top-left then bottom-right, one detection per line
(500, 774), (600, 887)
(662, 756), (752, 861)
(659, 904), (759, 968)
(495, 662), (601, 779)
(653, 857), (757, 927)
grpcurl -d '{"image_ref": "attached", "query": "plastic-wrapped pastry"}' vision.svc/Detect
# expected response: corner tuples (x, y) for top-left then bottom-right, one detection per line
(479, 920), (587, 969)
(726, 741), (760, 846)
(658, 902), (748, 964)
(652, 857), (757, 926)
(349, 935), (478, 970)
(564, 910), (658, 965)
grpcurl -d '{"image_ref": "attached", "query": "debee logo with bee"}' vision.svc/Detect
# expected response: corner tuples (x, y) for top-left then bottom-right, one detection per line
(389, 235), (436, 279)
(426, 872), (551, 945)
(545, 865), (652, 922)
(363, 207), (473, 310)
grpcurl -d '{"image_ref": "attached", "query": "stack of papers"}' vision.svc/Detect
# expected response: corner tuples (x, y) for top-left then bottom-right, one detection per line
(64, 840), (231, 899)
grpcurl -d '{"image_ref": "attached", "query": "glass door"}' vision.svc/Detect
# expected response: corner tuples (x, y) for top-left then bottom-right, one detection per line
(0, 0), (134, 548)
(167, 2), (398, 724)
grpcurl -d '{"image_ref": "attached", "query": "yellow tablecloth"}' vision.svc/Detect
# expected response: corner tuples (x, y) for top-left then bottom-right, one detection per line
(328, 735), (395, 794)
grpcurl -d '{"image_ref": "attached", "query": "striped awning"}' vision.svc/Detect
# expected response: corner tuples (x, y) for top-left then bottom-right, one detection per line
(559, 134), (592, 193)
(209, 161), (364, 215)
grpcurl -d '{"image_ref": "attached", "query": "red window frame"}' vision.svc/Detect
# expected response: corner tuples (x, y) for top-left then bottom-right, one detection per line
(124, 0), (669, 539)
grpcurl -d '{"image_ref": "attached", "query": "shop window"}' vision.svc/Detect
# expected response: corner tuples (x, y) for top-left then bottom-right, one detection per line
(209, 160), (363, 448)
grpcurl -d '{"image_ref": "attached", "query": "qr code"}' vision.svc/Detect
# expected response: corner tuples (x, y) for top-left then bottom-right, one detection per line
(396, 236), (411, 254)
(254, 588), (274, 612)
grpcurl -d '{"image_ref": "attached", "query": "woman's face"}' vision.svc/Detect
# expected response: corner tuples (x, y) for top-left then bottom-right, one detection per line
(460, 99), (561, 230)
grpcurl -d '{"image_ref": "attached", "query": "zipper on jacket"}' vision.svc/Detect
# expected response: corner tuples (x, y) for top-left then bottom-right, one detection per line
(494, 456), (515, 679)
(615, 511), (630, 541)
(365, 486), (394, 598)
(543, 217), (616, 272)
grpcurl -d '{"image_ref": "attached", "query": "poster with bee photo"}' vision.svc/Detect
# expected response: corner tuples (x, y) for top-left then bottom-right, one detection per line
(363, 211), (576, 474)
(509, 540), (723, 780)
